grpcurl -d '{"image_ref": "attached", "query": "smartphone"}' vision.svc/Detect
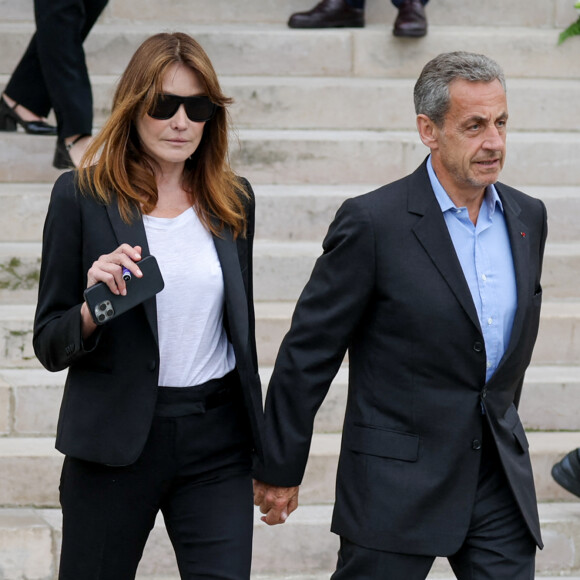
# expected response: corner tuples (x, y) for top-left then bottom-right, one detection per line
(83, 255), (164, 325)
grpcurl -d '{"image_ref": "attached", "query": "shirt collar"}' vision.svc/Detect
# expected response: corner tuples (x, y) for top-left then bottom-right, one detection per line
(426, 155), (504, 217)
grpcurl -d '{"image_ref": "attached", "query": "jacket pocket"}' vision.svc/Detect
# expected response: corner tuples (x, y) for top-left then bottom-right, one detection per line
(347, 423), (419, 462)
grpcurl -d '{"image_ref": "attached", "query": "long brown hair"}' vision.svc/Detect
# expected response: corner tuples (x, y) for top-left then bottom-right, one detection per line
(77, 32), (247, 237)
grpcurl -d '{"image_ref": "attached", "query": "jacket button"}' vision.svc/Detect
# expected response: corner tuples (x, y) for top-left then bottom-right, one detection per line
(473, 341), (484, 353)
(481, 388), (487, 399)
(472, 439), (482, 450)
(148, 360), (157, 371)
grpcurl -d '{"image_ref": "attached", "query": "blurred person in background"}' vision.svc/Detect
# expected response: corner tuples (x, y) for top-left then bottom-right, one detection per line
(287, 0), (428, 37)
(0, 0), (108, 168)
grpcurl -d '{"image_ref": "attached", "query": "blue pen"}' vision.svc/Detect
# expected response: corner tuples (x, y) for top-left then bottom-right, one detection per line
(122, 267), (131, 281)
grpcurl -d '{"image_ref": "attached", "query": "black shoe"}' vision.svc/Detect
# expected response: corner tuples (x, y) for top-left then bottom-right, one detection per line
(393, 0), (427, 37)
(53, 134), (86, 170)
(288, 0), (364, 28)
(552, 448), (580, 498)
(0, 96), (57, 135)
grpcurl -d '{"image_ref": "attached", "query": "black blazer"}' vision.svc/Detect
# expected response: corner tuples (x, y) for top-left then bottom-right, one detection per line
(255, 160), (547, 555)
(33, 171), (264, 466)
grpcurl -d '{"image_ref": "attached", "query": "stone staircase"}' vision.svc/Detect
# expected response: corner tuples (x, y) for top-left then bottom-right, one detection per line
(1, 0), (580, 577)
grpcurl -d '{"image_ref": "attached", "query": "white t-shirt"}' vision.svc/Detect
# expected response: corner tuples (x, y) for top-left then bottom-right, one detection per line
(143, 208), (235, 387)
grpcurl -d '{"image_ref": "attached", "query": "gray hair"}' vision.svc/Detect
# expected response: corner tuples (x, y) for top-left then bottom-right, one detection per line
(414, 51), (506, 126)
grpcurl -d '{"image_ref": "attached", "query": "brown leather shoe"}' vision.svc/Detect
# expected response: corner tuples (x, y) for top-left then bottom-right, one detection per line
(393, 0), (427, 37)
(288, 0), (364, 28)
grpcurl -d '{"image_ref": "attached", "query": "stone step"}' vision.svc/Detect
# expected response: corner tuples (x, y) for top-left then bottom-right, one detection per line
(0, 301), (578, 368)
(2, 364), (578, 438)
(3, 72), (580, 138)
(3, 0), (577, 29)
(2, 240), (580, 304)
(3, 73), (575, 132)
(0, 431), (578, 509)
(0, 305), (37, 368)
(0, 243), (40, 304)
(1, 23), (580, 81)
(2, 183), (580, 244)
(1, 129), (579, 185)
(1, 503), (579, 578)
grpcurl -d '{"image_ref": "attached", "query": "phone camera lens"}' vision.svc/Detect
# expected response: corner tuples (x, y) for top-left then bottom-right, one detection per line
(98, 303), (106, 311)
(97, 314), (105, 322)
(106, 309), (114, 317)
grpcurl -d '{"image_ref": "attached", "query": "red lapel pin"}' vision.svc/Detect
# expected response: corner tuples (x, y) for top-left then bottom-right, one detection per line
(520, 232), (526, 238)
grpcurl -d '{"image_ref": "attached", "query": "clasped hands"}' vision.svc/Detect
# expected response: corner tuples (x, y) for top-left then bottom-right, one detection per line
(253, 480), (300, 525)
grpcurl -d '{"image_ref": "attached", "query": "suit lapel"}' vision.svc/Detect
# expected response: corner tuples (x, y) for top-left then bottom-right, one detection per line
(212, 224), (250, 362)
(494, 185), (530, 363)
(105, 203), (159, 344)
(409, 163), (482, 333)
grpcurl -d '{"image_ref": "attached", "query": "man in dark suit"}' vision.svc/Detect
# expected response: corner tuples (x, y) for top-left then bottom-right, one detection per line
(254, 51), (547, 579)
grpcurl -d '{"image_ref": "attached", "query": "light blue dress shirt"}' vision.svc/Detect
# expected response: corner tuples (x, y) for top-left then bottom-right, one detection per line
(426, 156), (517, 383)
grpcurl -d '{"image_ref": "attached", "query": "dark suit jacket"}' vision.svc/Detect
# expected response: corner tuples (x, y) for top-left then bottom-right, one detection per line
(255, 160), (547, 555)
(33, 171), (264, 466)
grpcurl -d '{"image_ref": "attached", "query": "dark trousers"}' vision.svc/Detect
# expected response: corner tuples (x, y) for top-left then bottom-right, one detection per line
(331, 421), (536, 580)
(5, 0), (108, 138)
(58, 373), (255, 580)
(346, 0), (429, 9)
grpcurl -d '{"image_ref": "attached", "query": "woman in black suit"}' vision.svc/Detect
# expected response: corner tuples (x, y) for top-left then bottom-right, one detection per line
(0, 0), (108, 168)
(33, 32), (264, 579)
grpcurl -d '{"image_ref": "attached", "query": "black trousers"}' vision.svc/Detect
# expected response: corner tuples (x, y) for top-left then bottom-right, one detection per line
(5, 0), (108, 138)
(58, 373), (255, 580)
(331, 420), (536, 580)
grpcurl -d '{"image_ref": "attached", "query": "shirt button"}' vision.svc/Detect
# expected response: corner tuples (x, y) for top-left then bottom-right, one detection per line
(472, 439), (482, 450)
(487, 318), (493, 325)
(473, 341), (484, 353)
(486, 360), (492, 369)
(482, 274), (487, 281)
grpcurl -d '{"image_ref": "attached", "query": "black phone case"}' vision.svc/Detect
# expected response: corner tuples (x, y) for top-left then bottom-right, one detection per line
(83, 255), (165, 325)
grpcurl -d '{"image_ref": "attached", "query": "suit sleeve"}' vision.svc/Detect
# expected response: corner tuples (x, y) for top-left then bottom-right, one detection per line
(33, 172), (101, 372)
(254, 197), (376, 486)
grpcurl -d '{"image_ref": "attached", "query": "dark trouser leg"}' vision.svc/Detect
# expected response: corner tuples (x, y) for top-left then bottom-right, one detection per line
(57, 413), (175, 580)
(331, 537), (435, 580)
(6, 0), (107, 135)
(58, 456), (161, 579)
(163, 473), (253, 579)
(4, 34), (52, 118)
(35, 0), (108, 137)
(161, 385), (254, 579)
(448, 421), (536, 580)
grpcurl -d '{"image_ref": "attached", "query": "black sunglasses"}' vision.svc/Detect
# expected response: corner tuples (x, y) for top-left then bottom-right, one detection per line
(148, 94), (217, 122)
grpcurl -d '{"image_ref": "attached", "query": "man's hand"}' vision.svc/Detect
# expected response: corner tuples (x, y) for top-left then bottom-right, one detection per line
(253, 480), (299, 525)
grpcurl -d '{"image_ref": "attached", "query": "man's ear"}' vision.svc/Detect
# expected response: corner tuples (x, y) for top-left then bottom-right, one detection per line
(416, 114), (439, 150)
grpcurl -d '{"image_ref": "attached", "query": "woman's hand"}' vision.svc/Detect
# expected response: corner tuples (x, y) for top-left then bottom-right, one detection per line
(86, 244), (143, 295)
(81, 244), (143, 339)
